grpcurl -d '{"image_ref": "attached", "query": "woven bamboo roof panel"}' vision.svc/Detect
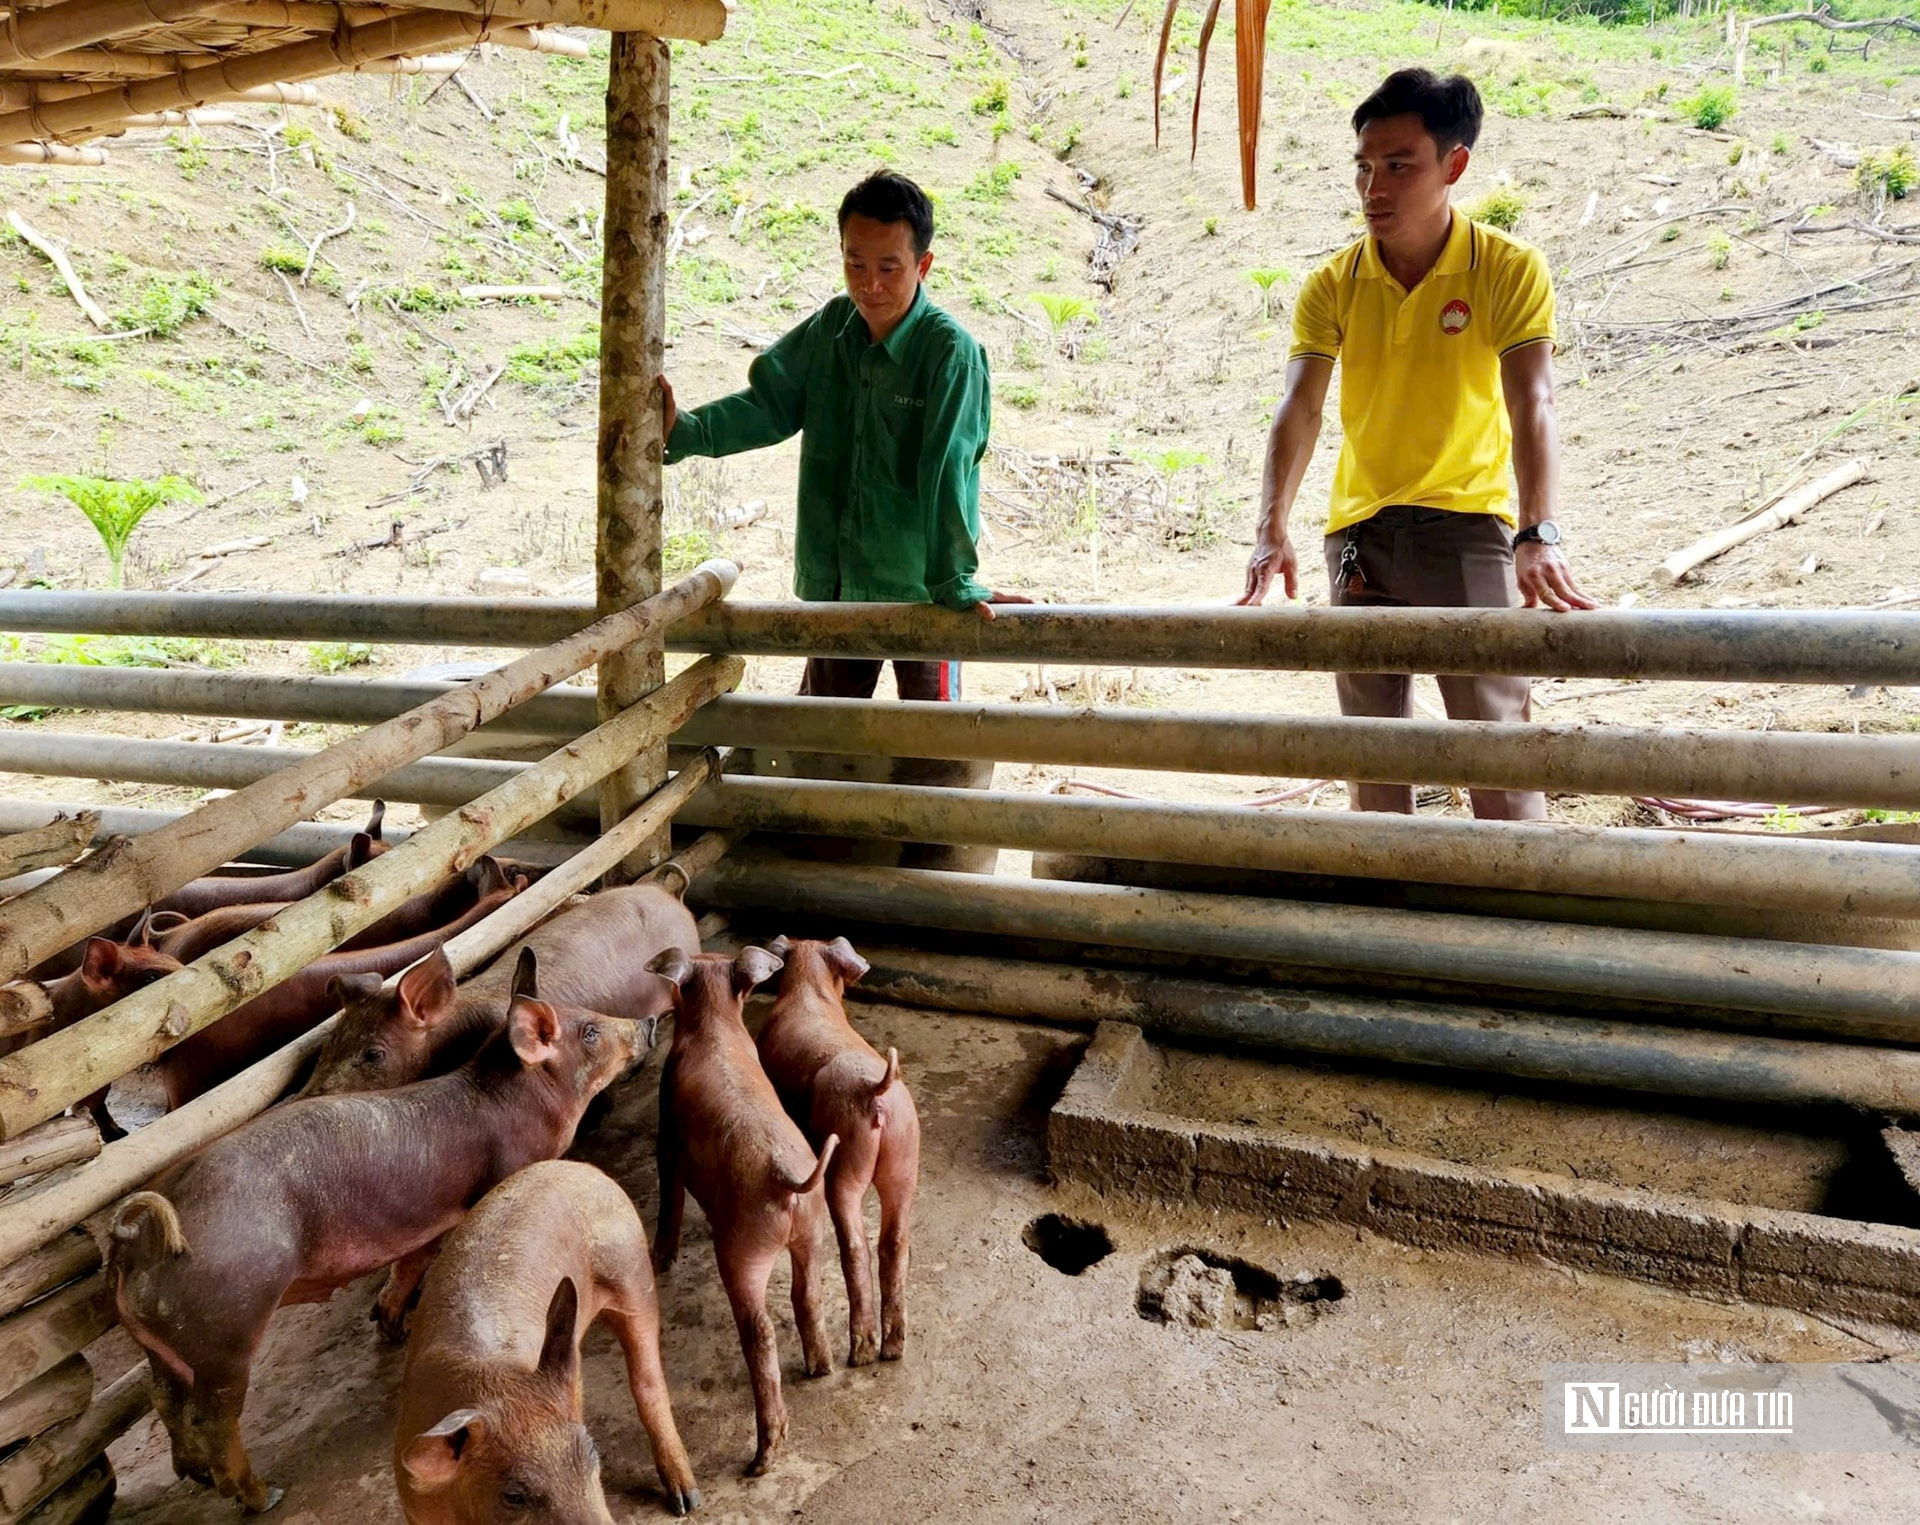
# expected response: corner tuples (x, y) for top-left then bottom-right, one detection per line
(0, 0), (727, 155)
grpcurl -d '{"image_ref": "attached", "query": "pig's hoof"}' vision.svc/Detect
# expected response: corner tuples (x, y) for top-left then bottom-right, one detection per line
(243, 1484), (285, 1513)
(666, 1484), (701, 1515)
(880, 1335), (905, 1362)
(745, 1454), (775, 1479)
(372, 1306), (411, 1344)
(848, 1336), (877, 1368)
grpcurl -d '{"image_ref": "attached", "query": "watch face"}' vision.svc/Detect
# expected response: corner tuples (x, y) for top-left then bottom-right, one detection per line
(1535, 521), (1562, 545)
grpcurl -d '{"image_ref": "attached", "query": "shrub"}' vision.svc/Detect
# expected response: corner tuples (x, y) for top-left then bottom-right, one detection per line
(117, 271), (216, 337)
(308, 641), (374, 673)
(970, 78), (1010, 116)
(1679, 85), (1737, 131)
(1808, 52), (1830, 74)
(260, 245), (305, 274)
(21, 474), (200, 589)
(1707, 231), (1732, 270)
(1001, 382), (1042, 409)
(1247, 268), (1291, 321)
(1468, 186), (1526, 232)
(963, 163), (1020, 202)
(1857, 145), (1919, 203)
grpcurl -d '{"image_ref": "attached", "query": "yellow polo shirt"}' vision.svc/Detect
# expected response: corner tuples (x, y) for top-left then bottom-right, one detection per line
(1291, 212), (1555, 534)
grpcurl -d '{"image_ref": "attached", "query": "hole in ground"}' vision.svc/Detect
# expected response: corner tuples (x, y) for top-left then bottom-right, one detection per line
(1023, 1213), (1114, 1275)
(1137, 1246), (1346, 1331)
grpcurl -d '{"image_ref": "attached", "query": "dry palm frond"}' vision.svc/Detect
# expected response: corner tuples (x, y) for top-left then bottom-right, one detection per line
(1153, 0), (1275, 209)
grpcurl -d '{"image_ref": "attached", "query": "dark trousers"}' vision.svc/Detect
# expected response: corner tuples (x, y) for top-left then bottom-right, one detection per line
(800, 658), (963, 702)
(1323, 506), (1543, 821)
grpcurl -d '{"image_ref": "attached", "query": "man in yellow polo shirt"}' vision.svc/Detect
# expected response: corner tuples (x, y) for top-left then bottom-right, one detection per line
(1238, 67), (1593, 820)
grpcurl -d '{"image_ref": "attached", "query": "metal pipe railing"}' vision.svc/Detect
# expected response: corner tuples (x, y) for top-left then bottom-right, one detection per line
(5, 593), (1920, 683)
(674, 777), (1920, 918)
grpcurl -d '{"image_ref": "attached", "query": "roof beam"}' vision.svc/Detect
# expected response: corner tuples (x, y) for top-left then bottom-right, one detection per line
(0, 10), (489, 144)
(0, 0), (219, 69)
(401, 0), (727, 43)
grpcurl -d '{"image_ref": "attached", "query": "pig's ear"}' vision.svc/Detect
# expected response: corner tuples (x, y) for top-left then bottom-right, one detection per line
(731, 945), (783, 996)
(647, 949), (694, 987)
(508, 996), (560, 1067)
(537, 1277), (581, 1391)
(510, 946), (539, 1002)
(825, 937), (870, 987)
(765, 935), (794, 961)
(401, 1408), (487, 1491)
(364, 799), (387, 842)
(79, 937), (122, 991)
(327, 971), (385, 1012)
(468, 855), (508, 895)
(347, 832), (375, 871)
(396, 951), (456, 1028)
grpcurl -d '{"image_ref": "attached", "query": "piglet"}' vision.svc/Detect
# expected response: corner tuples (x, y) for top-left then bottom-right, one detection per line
(649, 947), (837, 1478)
(396, 1160), (698, 1522)
(0, 937), (183, 1138)
(303, 884), (695, 1098)
(109, 959), (648, 1513)
(759, 936), (919, 1366)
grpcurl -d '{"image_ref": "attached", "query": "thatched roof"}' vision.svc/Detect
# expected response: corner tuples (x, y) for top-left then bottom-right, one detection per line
(0, 0), (725, 161)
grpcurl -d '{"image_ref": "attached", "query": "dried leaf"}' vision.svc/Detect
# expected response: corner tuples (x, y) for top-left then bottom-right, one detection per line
(1153, 0), (1181, 149)
(1236, 0), (1274, 209)
(1191, 0), (1225, 165)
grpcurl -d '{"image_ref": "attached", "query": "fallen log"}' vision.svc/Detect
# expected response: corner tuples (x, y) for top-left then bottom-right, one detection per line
(1658, 458), (1869, 584)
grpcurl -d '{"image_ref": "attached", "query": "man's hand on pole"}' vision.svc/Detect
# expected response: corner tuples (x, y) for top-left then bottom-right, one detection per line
(657, 374), (677, 439)
(975, 590), (1036, 622)
(1237, 525), (1299, 606)
(1515, 541), (1597, 613)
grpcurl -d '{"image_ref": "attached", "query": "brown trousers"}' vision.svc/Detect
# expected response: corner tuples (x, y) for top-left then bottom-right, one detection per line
(1323, 506), (1544, 821)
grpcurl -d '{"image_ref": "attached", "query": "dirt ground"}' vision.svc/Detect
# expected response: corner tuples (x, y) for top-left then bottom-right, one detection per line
(93, 1001), (1920, 1523)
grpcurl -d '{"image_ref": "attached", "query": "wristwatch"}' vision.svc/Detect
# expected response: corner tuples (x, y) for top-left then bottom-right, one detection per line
(1512, 521), (1562, 548)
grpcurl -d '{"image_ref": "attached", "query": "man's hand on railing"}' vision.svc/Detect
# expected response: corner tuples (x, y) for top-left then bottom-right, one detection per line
(975, 591), (1036, 622)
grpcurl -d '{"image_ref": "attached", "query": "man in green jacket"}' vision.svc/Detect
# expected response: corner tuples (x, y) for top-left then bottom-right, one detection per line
(662, 170), (1027, 703)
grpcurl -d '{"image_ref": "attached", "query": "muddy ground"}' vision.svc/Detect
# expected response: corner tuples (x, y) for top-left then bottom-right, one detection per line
(95, 1001), (1920, 1523)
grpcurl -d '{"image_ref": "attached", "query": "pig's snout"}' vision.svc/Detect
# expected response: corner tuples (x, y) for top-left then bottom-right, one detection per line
(607, 1016), (647, 1079)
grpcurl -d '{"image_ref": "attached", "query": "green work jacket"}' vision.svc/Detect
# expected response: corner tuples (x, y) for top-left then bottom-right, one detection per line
(665, 288), (992, 610)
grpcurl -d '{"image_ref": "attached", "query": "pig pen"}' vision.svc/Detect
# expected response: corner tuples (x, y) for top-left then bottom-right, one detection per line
(2, 597), (1920, 1520)
(93, 999), (1920, 1522)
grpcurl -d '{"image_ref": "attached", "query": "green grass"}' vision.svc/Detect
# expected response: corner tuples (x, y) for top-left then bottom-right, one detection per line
(1468, 187), (1527, 232)
(308, 641), (375, 673)
(1678, 84), (1737, 131)
(116, 271), (216, 338)
(506, 330), (600, 385)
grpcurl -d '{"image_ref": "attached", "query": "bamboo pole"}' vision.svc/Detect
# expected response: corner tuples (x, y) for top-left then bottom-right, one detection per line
(404, 0), (728, 39)
(0, 1122), (98, 1191)
(4, 593), (1919, 684)
(594, 28), (672, 878)
(0, 1278), (111, 1397)
(0, 1359), (90, 1454)
(0, 807), (581, 878)
(0, 561), (734, 985)
(10, 1455), (108, 1525)
(0, 657), (741, 1138)
(678, 778), (1920, 918)
(812, 943), (1920, 1115)
(688, 860), (1920, 1027)
(0, 819), (95, 882)
(0, 758), (720, 1267)
(0, 1236), (96, 1323)
(0, 82), (320, 110)
(0, 732), (595, 819)
(675, 697), (1920, 810)
(0, 0), (210, 68)
(0, 145), (106, 167)
(0, 12), (497, 147)
(0, 1366), (145, 1521)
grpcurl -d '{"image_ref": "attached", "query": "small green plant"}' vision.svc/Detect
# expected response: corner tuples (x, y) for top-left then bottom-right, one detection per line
(663, 526), (715, 575)
(963, 163), (1020, 202)
(282, 123), (316, 150)
(1247, 267), (1290, 320)
(920, 122), (960, 147)
(21, 474), (200, 589)
(1728, 140), (1746, 166)
(1857, 145), (1919, 204)
(1772, 131), (1793, 156)
(329, 103), (373, 141)
(1468, 186), (1526, 232)
(1203, 215), (1219, 237)
(1000, 382), (1042, 409)
(1117, 74), (1135, 100)
(498, 198), (538, 231)
(308, 641), (374, 673)
(970, 78), (1010, 116)
(117, 271), (215, 338)
(1660, 223), (1683, 243)
(1058, 121), (1084, 158)
(169, 132), (207, 180)
(506, 330), (600, 385)
(1808, 52), (1830, 74)
(260, 245), (305, 274)
(1679, 84), (1737, 132)
(1033, 292), (1097, 335)
(1707, 231), (1732, 270)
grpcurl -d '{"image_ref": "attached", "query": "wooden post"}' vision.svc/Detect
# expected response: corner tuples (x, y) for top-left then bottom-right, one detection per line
(0, 1359), (91, 1453)
(8, 1456), (109, 1525)
(0, 1237), (97, 1323)
(0, 1278), (111, 1398)
(596, 30), (671, 879)
(0, 1366), (147, 1521)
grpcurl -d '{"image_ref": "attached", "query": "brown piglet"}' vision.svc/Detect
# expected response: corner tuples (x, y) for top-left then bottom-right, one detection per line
(396, 1160), (698, 1523)
(758, 936), (919, 1366)
(649, 947), (837, 1478)
(108, 957), (648, 1513)
(303, 884), (695, 1098)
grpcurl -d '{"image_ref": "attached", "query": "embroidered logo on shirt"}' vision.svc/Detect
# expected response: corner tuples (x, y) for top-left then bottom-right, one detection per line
(892, 394), (925, 408)
(1440, 300), (1472, 335)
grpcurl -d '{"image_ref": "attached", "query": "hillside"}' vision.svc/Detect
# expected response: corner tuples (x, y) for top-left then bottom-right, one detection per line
(3, 0), (1920, 823)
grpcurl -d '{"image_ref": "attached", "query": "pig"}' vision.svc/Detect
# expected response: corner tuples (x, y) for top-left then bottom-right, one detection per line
(302, 885), (696, 1099)
(153, 866), (524, 1110)
(757, 936), (919, 1366)
(108, 959), (648, 1513)
(648, 947), (837, 1478)
(0, 937), (184, 1138)
(395, 1161), (699, 1523)
(25, 803), (390, 980)
(146, 859), (514, 967)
